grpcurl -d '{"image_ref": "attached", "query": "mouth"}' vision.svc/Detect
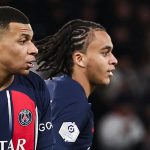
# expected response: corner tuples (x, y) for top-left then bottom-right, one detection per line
(27, 60), (36, 68)
(108, 71), (113, 76)
(107, 68), (116, 77)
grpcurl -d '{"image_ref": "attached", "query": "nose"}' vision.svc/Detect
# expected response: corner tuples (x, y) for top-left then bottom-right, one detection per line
(109, 54), (118, 66)
(28, 42), (38, 56)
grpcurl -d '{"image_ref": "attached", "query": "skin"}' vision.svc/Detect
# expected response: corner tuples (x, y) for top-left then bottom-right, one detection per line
(72, 30), (118, 97)
(0, 22), (38, 90)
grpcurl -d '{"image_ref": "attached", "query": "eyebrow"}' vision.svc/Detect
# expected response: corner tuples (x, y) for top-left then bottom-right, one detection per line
(101, 45), (113, 51)
(20, 33), (32, 40)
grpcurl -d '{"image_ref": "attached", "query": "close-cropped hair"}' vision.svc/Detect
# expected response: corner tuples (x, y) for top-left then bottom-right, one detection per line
(0, 6), (29, 29)
(36, 19), (106, 77)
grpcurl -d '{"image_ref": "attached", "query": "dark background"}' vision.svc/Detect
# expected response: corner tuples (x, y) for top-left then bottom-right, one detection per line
(1, 0), (150, 149)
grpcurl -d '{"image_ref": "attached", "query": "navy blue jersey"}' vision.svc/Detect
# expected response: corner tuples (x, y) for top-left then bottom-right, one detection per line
(46, 74), (94, 150)
(0, 71), (54, 150)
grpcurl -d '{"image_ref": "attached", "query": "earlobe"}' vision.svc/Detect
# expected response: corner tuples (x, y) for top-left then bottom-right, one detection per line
(73, 52), (87, 68)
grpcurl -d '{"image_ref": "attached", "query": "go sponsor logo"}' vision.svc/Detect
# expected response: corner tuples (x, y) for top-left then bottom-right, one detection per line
(39, 122), (53, 132)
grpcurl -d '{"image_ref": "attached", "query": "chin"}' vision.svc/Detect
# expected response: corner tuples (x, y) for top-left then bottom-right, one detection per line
(102, 79), (111, 85)
(18, 69), (30, 76)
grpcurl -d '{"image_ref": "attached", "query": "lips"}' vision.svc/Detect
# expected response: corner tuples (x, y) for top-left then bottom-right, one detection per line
(27, 60), (36, 68)
(27, 62), (34, 68)
(108, 71), (113, 76)
(108, 68), (115, 77)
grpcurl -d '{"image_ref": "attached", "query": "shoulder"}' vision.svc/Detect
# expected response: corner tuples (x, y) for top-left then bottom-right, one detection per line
(46, 74), (86, 99)
(28, 71), (44, 82)
(17, 71), (45, 87)
(46, 74), (90, 108)
(14, 71), (49, 99)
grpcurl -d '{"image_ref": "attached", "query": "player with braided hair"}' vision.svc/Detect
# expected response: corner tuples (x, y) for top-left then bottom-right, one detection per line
(37, 19), (105, 77)
(37, 19), (118, 150)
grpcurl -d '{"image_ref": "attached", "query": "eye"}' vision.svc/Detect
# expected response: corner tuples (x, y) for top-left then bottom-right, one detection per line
(102, 51), (109, 57)
(19, 40), (26, 45)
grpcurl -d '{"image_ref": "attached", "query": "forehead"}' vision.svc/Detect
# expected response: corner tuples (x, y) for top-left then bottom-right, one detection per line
(88, 30), (113, 50)
(93, 30), (113, 48)
(8, 22), (33, 37)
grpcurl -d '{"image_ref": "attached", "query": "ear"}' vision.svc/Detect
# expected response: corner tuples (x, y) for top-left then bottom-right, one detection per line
(72, 51), (87, 68)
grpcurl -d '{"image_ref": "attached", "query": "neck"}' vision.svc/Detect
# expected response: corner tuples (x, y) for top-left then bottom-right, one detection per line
(0, 72), (14, 91)
(72, 72), (94, 98)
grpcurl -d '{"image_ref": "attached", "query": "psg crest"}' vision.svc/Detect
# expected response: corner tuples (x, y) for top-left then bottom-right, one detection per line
(18, 109), (32, 126)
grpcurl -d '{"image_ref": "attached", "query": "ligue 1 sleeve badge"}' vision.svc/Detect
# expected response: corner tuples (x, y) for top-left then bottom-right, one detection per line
(59, 122), (80, 142)
(18, 109), (32, 126)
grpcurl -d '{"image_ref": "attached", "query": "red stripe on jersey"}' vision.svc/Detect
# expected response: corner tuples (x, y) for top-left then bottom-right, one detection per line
(11, 91), (36, 150)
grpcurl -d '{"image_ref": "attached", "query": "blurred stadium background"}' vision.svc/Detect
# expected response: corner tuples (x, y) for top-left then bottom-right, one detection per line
(1, 0), (150, 149)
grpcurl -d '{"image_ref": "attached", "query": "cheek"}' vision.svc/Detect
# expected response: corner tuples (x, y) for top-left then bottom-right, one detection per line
(0, 43), (26, 70)
(86, 57), (109, 83)
(86, 59), (103, 79)
(11, 46), (27, 59)
(8, 48), (26, 66)
(87, 56), (107, 72)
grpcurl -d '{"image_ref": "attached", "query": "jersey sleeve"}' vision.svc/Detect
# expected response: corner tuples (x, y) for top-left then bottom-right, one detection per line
(52, 97), (92, 150)
(32, 74), (54, 150)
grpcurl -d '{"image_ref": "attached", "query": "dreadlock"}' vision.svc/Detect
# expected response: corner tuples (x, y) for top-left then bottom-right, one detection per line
(36, 19), (105, 77)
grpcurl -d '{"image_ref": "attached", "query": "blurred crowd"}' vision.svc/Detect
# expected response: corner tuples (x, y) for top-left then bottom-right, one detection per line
(1, 0), (150, 149)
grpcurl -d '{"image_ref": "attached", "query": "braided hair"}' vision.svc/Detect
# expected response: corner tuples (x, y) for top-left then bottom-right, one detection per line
(36, 19), (105, 77)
